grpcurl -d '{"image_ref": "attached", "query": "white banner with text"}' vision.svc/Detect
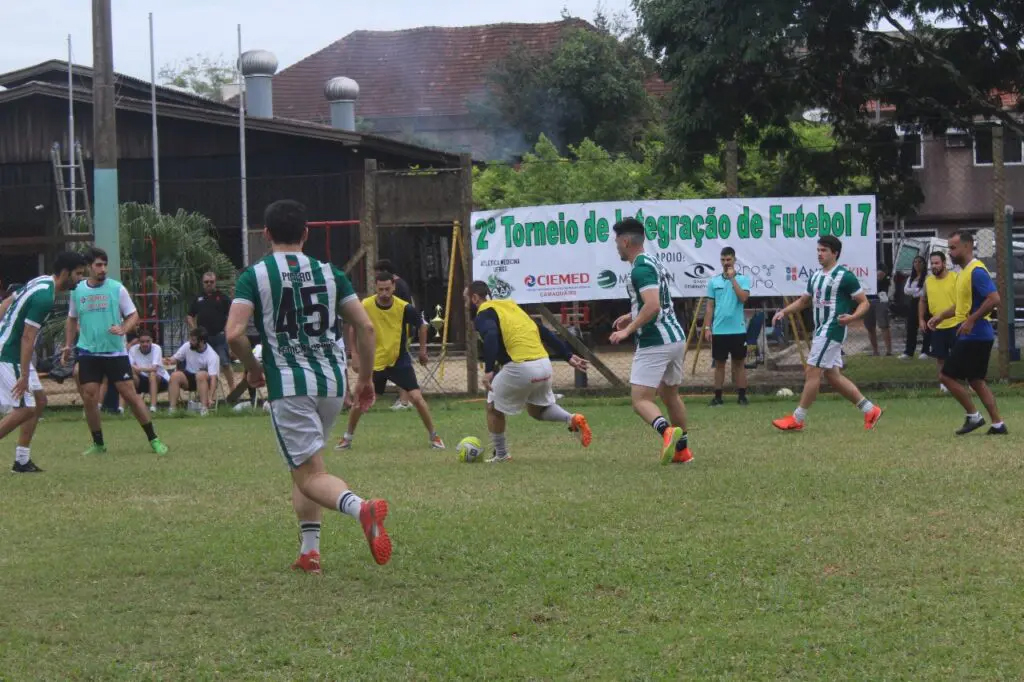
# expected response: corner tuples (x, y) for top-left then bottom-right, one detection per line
(471, 196), (878, 303)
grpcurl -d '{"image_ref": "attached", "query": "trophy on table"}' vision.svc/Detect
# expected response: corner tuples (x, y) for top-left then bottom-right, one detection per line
(429, 304), (445, 338)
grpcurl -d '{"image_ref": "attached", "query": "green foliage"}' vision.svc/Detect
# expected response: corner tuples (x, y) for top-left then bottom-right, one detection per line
(158, 54), (235, 102)
(474, 16), (658, 158)
(633, 0), (1023, 214)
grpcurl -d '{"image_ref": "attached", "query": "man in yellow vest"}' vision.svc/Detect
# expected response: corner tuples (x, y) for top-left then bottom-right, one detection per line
(467, 281), (592, 463)
(336, 272), (445, 450)
(918, 251), (958, 392)
(927, 230), (1006, 435)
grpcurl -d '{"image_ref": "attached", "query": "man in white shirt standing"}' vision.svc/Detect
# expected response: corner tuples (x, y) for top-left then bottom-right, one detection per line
(167, 326), (221, 415)
(129, 328), (170, 413)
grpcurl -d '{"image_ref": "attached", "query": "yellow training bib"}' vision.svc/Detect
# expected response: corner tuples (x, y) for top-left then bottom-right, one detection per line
(924, 272), (958, 330)
(363, 296), (409, 370)
(477, 299), (547, 363)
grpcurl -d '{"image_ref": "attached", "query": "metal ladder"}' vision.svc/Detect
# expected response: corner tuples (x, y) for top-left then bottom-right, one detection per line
(50, 141), (92, 235)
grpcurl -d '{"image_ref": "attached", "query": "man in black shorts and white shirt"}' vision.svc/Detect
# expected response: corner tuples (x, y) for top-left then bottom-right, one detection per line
(167, 326), (221, 416)
(129, 328), (170, 413)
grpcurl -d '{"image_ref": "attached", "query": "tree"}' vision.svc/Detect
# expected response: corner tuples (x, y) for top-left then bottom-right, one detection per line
(633, 0), (1023, 214)
(472, 14), (659, 158)
(158, 54), (235, 102)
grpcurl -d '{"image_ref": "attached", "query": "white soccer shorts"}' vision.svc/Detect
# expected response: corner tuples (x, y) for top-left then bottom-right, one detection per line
(269, 396), (346, 469)
(808, 335), (844, 369)
(0, 362), (43, 410)
(487, 358), (556, 415)
(630, 341), (686, 388)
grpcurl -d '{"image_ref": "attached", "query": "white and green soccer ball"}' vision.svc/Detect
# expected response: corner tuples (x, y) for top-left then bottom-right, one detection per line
(776, 388), (795, 398)
(456, 436), (484, 463)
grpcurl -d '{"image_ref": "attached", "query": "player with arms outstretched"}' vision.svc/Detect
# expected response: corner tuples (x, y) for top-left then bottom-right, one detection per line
(608, 218), (693, 465)
(772, 235), (883, 431)
(226, 199), (391, 574)
(466, 281), (592, 463)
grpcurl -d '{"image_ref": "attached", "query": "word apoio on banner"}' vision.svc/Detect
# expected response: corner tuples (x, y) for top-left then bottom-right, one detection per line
(475, 202), (874, 251)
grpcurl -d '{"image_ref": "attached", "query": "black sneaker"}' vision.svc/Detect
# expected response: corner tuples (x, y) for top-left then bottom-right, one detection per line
(709, 397), (724, 407)
(955, 416), (986, 436)
(987, 424), (1009, 435)
(738, 395), (750, 406)
(11, 460), (44, 473)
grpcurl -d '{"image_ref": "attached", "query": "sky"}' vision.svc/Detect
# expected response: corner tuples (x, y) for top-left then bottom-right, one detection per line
(0, 0), (633, 80)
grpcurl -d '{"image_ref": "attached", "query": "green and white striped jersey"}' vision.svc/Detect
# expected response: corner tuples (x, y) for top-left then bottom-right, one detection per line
(0, 276), (55, 365)
(233, 252), (357, 401)
(627, 254), (686, 348)
(807, 265), (864, 343)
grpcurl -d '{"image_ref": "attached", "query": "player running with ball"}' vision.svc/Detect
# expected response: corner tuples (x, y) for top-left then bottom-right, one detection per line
(772, 235), (883, 432)
(226, 199), (392, 574)
(466, 281), (592, 463)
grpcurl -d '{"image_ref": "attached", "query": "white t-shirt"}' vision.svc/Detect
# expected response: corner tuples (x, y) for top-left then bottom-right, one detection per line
(129, 343), (170, 380)
(172, 342), (221, 376)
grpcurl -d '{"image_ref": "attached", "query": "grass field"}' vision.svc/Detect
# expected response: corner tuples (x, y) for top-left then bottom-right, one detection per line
(2, 393), (1023, 680)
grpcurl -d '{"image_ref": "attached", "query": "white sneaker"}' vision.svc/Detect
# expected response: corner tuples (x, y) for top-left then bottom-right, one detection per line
(918, 353), (930, 360)
(199, 407), (209, 417)
(898, 354), (911, 360)
(486, 452), (512, 463)
(149, 405), (157, 414)
(940, 384), (950, 394)
(334, 438), (353, 451)
(391, 400), (412, 411)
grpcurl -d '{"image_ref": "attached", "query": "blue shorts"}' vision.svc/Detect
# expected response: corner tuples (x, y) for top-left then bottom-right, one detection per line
(929, 328), (956, 360)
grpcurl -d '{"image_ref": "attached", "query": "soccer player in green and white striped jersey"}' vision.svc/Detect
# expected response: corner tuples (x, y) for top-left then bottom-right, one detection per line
(226, 199), (391, 574)
(0, 251), (87, 472)
(608, 218), (693, 465)
(772, 235), (883, 431)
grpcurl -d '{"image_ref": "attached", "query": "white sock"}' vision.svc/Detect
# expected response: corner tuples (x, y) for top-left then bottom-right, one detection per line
(337, 490), (363, 519)
(299, 521), (321, 554)
(967, 412), (983, 422)
(992, 421), (1005, 428)
(342, 432), (353, 441)
(539, 404), (572, 423)
(857, 399), (875, 414)
(793, 406), (808, 423)
(14, 446), (30, 465)
(491, 432), (508, 457)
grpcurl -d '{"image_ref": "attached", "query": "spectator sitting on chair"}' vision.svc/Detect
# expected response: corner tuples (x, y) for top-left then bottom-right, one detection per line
(167, 326), (220, 416)
(187, 272), (235, 391)
(130, 328), (169, 413)
(375, 259), (415, 411)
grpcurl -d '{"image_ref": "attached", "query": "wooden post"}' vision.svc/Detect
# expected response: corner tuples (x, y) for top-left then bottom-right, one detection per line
(360, 159), (378, 295)
(688, 297), (706, 375)
(459, 153), (479, 394)
(536, 307), (625, 389)
(992, 125), (1010, 381)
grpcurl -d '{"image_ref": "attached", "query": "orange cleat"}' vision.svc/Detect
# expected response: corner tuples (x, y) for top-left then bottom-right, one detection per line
(772, 415), (804, 431)
(291, 550), (322, 574)
(864, 405), (883, 431)
(672, 447), (694, 464)
(660, 427), (684, 465)
(569, 413), (592, 447)
(359, 499), (392, 566)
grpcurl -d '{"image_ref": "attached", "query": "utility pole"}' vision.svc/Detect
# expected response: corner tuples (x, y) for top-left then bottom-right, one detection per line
(92, 0), (120, 276)
(992, 125), (1010, 380)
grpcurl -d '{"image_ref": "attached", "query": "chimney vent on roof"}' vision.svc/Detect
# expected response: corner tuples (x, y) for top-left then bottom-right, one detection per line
(325, 77), (359, 131)
(240, 49), (278, 118)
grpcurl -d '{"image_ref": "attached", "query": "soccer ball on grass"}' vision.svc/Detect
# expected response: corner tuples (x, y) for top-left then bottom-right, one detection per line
(776, 388), (795, 398)
(456, 436), (484, 463)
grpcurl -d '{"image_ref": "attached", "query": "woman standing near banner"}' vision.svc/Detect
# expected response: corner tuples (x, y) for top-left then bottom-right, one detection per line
(901, 256), (928, 359)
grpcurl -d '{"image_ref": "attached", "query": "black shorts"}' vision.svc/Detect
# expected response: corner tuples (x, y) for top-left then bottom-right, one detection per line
(78, 354), (133, 385)
(941, 339), (993, 382)
(929, 328), (957, 360)
(180, 371), (202, 391)
(137, 374), (169, 393)
(711, 333), (748, 362)
(373, 364), (419, 395)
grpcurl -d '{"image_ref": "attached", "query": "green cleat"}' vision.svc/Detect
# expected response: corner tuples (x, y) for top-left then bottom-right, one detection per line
(82, 444), (108, 456)
(149, 438), (169, 455)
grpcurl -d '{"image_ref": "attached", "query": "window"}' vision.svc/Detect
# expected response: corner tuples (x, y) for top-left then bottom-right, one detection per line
(899, 133), (924, 169)
(974, 126), (1024, 165)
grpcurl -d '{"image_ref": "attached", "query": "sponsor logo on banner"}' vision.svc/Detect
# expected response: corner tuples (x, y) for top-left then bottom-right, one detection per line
(487, 275), (515, 299)
(522, 272), (591, 299)
(597, 270), (619, 289)
(683, 263), (716, 279)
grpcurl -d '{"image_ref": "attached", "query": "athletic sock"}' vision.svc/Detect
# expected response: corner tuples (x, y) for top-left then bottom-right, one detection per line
(794, 406), (808, 424)
(738, 388), (747, 400)
(992, 421), (1005, 429)
(14, 446), (30, 465)
(675, 431), (689, 452)
(652, 417), (670, 436)
(539, 404), (573, 423)
(714, 389), (723, 401)
(142, 422), (158, 441)
(342, 432), (353, 441)
(857, 399), (875, 414)
(337, 490), (363, 519)
(490, 432), (508, 458)
(299, 521), (321, 554)
(91, 430), (104, 446)
(967, 411), (983, 422)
